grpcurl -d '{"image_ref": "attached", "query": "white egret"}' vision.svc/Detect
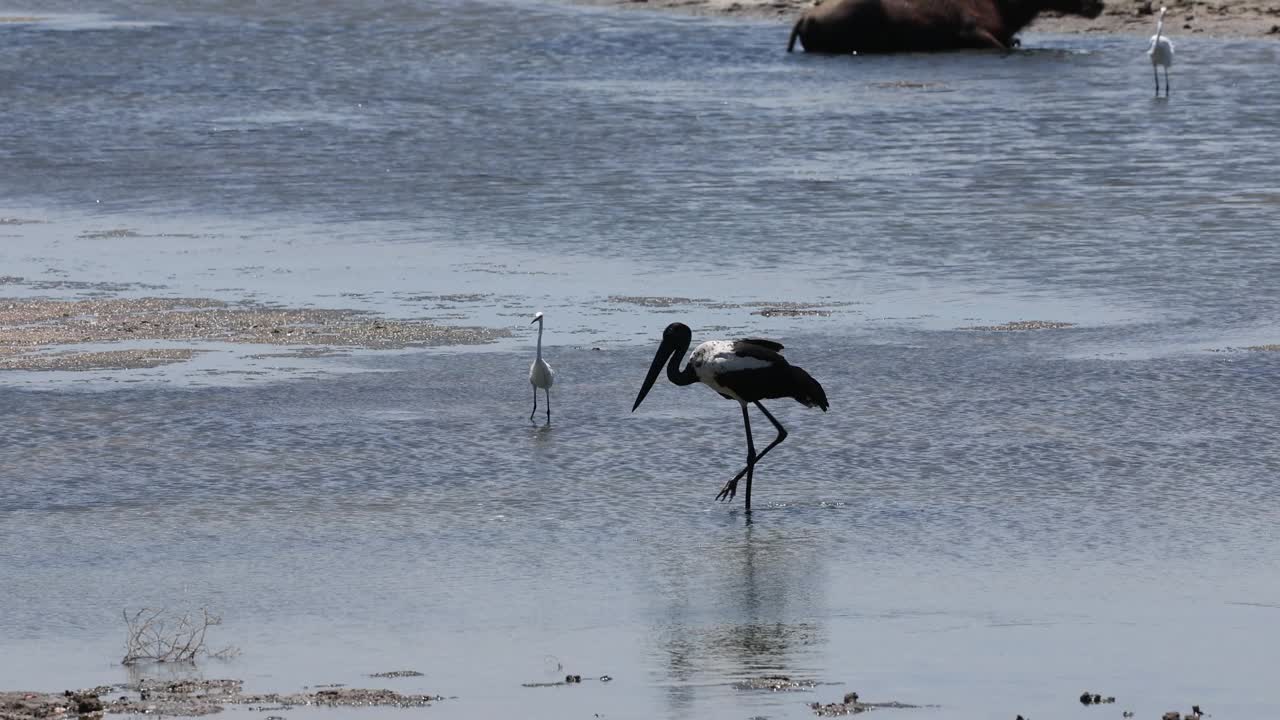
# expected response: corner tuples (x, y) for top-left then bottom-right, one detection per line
(528, 312), (554, 423)
(1147, 6), (1174, 97)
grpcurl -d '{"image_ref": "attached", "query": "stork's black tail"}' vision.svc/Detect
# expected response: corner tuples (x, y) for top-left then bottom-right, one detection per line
(789, 365), (829, 411)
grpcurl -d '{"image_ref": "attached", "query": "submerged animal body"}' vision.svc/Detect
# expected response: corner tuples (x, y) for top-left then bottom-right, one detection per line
(787, 0), (1105, 54)
(631, 323), (828, 512)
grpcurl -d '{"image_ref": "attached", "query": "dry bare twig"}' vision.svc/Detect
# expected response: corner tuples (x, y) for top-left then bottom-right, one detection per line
(121, 607), (239, 665)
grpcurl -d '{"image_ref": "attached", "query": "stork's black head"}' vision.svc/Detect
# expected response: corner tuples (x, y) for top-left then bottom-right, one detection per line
(662, 322), (692, 346)
(632, 322), (694, 412)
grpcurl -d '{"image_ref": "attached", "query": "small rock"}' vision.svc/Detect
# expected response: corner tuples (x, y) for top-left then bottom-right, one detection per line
(1080, 692), (1094, 706)
(843, 692), (859, 704)
(1268, 24), (1279, 33)
(1163, 713), (1181, 720)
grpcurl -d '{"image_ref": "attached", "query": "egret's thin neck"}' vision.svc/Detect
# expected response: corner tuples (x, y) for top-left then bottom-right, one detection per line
(536, 322), (544, 360)
(1155, 11), (1165, 41)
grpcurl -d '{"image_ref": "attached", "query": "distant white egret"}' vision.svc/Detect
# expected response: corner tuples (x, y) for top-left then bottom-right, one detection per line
(631, 322), (829, 512)
(528, 312), (554, 423)
(1147, 6), (1174, 97)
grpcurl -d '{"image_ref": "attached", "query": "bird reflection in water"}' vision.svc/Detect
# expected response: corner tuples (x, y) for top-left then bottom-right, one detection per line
(650, 522), (825, 716)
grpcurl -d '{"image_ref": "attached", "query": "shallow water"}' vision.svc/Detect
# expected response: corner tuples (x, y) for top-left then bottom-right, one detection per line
(2, 1), (1280, 718)
(4, 339), (1280, 718)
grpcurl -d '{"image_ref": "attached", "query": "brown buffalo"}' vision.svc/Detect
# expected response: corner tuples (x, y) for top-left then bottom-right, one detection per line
(787, 0), (1104, 53)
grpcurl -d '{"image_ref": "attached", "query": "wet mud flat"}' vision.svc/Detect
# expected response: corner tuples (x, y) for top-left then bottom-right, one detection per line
(3, 676), (926, 720)
(604, 295), (861, 319)
(0, 668), (1219, 719)
(957, 320), (1077, 332)
(0, 679), (445, 720)
(727, 678), (926, 717)
(0, 296), (508, 373)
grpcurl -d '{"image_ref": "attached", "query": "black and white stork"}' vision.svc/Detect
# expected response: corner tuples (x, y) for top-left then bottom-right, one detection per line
(631, 322), (829, 511)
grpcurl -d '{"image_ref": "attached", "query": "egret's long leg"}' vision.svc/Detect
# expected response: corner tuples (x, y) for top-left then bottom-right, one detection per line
(530, 385), (537, 422)
(1153, 64), (1160, 96)
(545, 389), (551, 424)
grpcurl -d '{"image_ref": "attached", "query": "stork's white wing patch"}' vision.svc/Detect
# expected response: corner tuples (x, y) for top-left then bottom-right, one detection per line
(690, 341), (771, 394)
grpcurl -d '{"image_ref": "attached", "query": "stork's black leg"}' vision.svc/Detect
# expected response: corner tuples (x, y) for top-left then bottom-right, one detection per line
(545, 389), (551, 424)
(530, 385), (537, 422)
(742, 404), (757, 512)
(716, 402), (788, 504)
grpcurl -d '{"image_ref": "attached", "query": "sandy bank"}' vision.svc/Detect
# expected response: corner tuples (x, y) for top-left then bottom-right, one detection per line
(575, 0), (1280, 39)
(0, 680), (445, 720)
(0, 297), (508, 372)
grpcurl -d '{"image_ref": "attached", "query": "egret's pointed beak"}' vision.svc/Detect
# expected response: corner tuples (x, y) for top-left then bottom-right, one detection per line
(632, 338), (675, 412)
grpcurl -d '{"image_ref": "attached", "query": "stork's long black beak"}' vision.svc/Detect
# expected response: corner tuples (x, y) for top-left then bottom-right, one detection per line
(632, 339), (675, 412)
